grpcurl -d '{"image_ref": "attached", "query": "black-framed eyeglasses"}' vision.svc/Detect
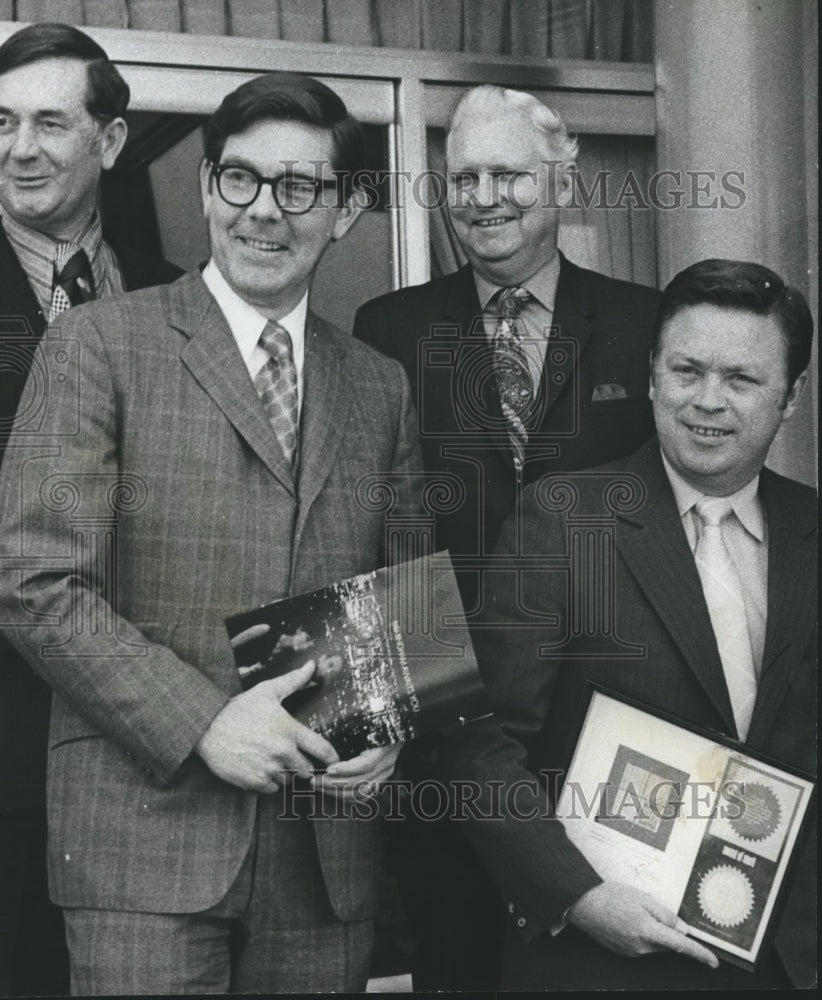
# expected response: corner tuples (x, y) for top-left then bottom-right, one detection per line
(209, 162), (339, 214)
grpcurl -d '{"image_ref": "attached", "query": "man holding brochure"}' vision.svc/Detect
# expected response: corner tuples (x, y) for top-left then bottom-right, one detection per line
(445, 258), (816, 989)
(0, 72), (422, 994)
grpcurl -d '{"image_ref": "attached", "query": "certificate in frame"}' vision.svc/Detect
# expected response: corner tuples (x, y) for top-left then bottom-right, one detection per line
(556, 687), (815, 971)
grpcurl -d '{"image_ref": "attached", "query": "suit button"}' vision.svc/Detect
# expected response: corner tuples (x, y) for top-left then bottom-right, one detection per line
(508, 902), (516, 914)
(517, 916), (526, 928)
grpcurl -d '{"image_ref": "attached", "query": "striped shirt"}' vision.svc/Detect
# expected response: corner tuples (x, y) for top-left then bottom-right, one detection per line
(1, 211), (125, 315)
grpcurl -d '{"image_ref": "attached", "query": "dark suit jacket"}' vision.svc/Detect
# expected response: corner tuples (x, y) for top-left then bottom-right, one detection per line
(353, 253), (661, 612)
(448, 440), (816, 988)
(0, 271), (422, 918)
(0, 222), (183, 813)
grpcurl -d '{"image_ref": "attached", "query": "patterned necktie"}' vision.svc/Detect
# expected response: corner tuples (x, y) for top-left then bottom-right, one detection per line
(693, 497), (757, 739)
(254, 321), (299, 468)
(49, 243), (95, 321)
(493, 286), (533, 466)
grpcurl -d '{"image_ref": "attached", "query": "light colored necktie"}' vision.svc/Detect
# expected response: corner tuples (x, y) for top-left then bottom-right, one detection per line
(254, 321), (299, 468)
(693, 497), (757, 739)
(49, 243), (95, 321)
(493, 286), (532, 466)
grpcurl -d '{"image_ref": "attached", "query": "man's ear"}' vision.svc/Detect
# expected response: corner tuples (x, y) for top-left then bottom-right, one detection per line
(556, 165), (574, 209)
(199, 158), (214, 215)
(781, 370), (808, 419)
(330, 193), (364, 242)
(100, 117), (127, 171)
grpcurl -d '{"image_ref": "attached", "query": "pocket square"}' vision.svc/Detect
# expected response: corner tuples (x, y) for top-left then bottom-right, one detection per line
(591, 383), (629, 401)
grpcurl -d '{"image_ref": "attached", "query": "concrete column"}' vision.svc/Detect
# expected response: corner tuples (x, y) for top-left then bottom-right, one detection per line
(654, 0), (817, 485)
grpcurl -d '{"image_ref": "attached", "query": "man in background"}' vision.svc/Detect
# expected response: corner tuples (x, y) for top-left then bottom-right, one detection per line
(454, 258), (815, 989)
(0, 70), (419, 994)
(353, 84), (661, 989)
(0, 22), (181, 996)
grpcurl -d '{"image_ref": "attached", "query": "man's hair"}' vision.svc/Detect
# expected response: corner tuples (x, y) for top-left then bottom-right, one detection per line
(446, 85), (579, 167)
(652, 258), (814, 387)
(0, 22), (129, 122)
(204, 72), (366, 198)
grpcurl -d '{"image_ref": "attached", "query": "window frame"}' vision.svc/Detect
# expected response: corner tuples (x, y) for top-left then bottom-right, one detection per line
(0, 22), (656, 288)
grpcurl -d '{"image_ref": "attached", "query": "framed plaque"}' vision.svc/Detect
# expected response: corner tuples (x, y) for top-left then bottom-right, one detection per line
(556, 687), (815, 970)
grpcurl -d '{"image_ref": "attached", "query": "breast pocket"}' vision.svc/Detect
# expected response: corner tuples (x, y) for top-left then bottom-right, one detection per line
(582, 396), (654, 464)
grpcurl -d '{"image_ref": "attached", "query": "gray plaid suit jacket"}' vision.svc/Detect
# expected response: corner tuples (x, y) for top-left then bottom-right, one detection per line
(0, 271), (422, 917)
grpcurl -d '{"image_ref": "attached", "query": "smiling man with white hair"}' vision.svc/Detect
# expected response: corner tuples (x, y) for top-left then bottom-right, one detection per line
(353, 83), (662, 990)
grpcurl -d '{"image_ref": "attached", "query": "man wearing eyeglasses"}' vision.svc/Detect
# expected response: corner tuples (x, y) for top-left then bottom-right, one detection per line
(0, 72), (422, 994)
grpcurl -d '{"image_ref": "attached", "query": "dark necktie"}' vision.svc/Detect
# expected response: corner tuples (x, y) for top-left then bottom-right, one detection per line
(493, 286), (533, 465)
(254, 321), (299, 468)
(50, 243), (95, 321)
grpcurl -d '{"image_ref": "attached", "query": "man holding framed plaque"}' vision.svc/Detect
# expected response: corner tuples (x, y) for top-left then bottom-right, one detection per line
(451, 258), (816, 989)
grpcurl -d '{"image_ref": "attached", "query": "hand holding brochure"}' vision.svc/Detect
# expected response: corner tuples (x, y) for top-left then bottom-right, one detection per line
(225, 552), (492, 758)
(556, 689), (815, 970)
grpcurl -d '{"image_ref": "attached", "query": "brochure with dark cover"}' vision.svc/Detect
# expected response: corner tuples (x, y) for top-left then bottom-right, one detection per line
(225, 551), (492, 757)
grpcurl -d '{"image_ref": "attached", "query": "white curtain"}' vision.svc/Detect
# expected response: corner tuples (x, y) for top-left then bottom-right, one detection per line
(10, 0), (653, 61)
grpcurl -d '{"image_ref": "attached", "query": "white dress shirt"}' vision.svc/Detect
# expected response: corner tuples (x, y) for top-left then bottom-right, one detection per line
(661, 454), (768, 676)
(202, 259), (307, 416)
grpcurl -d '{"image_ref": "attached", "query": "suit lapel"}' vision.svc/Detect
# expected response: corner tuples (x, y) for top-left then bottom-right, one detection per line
(747, 470), (817, 742)
(0, 224), (46, 337)
(174, 273), (295, 494)
(442, 263), (482, 326)
(293, 313), (353, 540)
(613, 442), (738, 734)
(535, 253), (596, 433)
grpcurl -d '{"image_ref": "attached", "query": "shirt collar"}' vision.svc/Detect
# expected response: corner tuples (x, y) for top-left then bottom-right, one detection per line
(474, 252), (561, 314)
(660, 451), (765, 542)
(2, 209), (103, 261)
(201, 258), (307, 369)
(74, 212), (104, 263)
